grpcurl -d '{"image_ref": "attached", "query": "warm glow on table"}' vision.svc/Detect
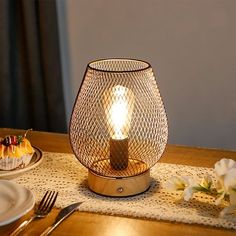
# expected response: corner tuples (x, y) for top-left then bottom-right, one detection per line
(0, 128), (236, 236)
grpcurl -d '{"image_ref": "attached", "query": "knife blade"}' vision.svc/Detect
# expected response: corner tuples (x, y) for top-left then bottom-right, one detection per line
(40, 202), (83, 236)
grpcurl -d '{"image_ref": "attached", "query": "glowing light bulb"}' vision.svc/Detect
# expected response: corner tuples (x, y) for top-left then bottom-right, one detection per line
(104, 85), (134, 140)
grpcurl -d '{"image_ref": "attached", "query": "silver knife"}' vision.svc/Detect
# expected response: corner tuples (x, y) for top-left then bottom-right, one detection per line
(40, 202), (83, 236)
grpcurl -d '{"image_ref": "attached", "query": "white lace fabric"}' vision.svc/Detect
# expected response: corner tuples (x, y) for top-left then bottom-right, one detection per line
(13, 152), (236, 230)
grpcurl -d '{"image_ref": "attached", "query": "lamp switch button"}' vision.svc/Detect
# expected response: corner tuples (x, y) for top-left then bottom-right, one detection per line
(117, 187), (124, 193)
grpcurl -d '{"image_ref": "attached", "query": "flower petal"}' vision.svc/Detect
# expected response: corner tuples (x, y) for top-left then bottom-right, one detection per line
(183, 187), (196, 201)
(200, 173), (212, 190)
(214, 159), (236, 177)
(215, 193), (225, 205)
(223, 168), (236, 193)
(165, 176), (186, 191)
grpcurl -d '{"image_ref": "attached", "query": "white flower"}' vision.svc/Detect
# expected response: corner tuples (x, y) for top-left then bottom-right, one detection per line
(217, 168), (236, 204)
(223, 168), (236, 192)
(183, 186), (196, 201)
(214, 158), (236, 178)
(217, 173), (236, 219)
(214, 159), (236, 205)
(166, 176), (199, 201)
(165, 176), (187, 191)
(215, 192), (226, 206)
(199, 174), (212, 190)
(182, 177), (199, 201)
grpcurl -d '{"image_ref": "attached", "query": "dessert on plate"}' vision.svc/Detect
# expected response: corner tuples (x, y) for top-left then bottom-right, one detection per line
(0, 129), (35, 170)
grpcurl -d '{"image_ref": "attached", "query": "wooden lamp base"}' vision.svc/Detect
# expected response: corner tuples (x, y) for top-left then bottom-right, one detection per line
(88, 169), (150, 197)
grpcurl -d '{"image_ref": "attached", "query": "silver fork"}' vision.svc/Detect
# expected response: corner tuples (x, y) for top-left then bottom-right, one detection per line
(9, 191), (58, 236)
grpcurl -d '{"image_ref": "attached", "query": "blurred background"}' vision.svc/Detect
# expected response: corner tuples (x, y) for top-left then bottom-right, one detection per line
(1, 0), (236, 150)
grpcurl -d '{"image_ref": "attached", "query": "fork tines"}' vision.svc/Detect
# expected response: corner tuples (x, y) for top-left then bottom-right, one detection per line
(38, 191), (58, 215)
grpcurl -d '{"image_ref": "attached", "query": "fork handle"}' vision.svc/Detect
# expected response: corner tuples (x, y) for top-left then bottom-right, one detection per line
(9, 215), (36, 236)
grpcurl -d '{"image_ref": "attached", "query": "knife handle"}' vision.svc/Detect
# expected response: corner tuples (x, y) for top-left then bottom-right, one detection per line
(40, 218), (65, 236)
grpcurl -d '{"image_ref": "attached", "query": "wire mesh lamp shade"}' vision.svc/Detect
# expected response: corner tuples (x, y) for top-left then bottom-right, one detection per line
(69, 59), (168, 196)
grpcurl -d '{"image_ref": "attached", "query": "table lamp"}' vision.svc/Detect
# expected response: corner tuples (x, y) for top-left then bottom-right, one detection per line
(69, 59), (168, 196)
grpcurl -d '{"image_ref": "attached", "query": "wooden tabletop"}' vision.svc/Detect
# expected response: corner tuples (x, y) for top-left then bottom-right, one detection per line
(0, 128), (236, 236)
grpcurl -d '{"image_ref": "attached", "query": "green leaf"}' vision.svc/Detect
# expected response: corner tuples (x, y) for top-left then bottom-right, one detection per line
(17, 135), (23, 144)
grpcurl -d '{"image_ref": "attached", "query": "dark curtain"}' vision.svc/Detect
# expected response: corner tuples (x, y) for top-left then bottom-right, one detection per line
(0, 0), (67, 133)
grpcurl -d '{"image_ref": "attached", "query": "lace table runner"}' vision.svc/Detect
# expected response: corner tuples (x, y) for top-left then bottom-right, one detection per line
(13, 152), (236, 230)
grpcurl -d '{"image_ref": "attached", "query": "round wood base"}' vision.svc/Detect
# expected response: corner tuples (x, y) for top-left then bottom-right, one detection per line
(88, 169), (150, 197)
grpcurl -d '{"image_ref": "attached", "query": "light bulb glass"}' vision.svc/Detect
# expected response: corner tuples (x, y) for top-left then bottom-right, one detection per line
(103, 85), (135, 140)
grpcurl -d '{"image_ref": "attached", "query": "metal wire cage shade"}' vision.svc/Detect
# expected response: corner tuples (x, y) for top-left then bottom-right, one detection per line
(69, 59), (168, 179)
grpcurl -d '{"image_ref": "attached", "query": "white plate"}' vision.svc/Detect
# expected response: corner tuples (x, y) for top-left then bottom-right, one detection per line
(0, 147), (43, 179)
(0, 180), (35, 226)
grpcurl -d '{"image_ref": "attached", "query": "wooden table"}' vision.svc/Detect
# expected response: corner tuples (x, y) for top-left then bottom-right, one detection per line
(0, 128), (235, 236)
